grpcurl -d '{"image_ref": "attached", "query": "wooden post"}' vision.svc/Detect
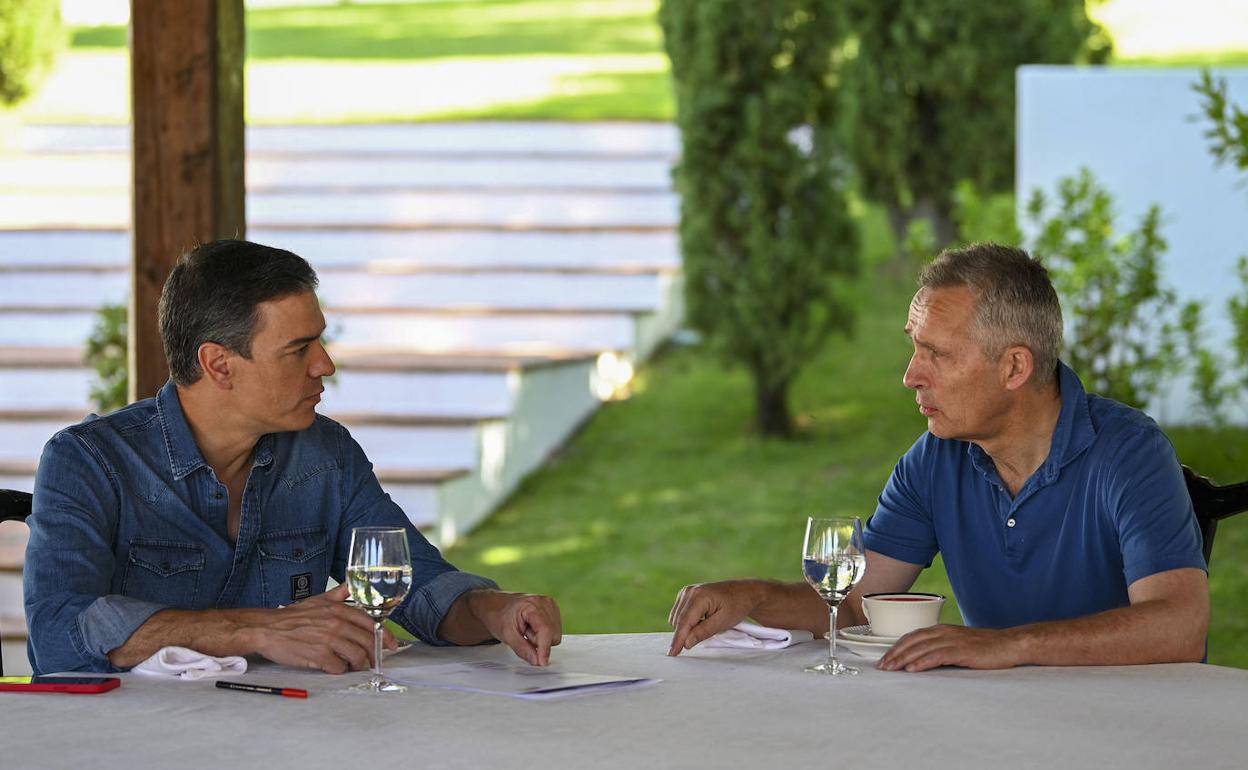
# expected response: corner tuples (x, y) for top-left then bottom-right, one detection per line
(129, 0), (245, 401)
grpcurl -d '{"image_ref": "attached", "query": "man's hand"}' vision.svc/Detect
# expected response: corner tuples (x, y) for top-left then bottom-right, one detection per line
(454, 590), (563, 666)
(107, 583), (395, 672)
(667, 580), (765, 656)
(249, 584), (397, 674)
(876, 624), (1023, 672)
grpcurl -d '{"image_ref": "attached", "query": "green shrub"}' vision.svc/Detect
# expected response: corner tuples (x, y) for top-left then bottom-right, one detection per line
(1194, 70), (1248, 416)
(1026, 169), (1187, 411)
(85, 303), (128, 414)
(659, 0), (859, 437)
(951, 180), (1023, 248)
(841, 0), (1110, 246)
(0, 0), (63, 107)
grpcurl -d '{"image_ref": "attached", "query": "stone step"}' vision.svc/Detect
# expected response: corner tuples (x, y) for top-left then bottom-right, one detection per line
(0, 189), (679, 230)
(0, 228), (681, 272)
(0, 307), (647, 351)
(0, 154), (674, 192)
(13, 122), (681, 158)
(0, 268), (672, 312)
(0, 346), (602, 411)
(0, 410), (483, 470)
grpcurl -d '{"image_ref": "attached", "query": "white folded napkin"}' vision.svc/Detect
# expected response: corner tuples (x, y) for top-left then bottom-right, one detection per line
(132, 646), (248, 680)
(700, 622), (815, 650)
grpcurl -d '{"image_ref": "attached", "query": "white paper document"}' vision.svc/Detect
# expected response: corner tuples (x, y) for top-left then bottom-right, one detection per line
(387, 660), (659, 700)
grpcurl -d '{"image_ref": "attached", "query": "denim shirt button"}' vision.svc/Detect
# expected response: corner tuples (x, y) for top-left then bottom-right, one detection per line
(214, 492), (223, 500)
(293, 548), (304, 558)
(161, 561), (171, 571)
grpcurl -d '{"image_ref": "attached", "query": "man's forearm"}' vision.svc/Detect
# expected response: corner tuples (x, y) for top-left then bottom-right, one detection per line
(746, 580), (840, 635)
(436, 589), (494, 646)
(106, 607), (268, 668)
(1008, 597), (1207, 666)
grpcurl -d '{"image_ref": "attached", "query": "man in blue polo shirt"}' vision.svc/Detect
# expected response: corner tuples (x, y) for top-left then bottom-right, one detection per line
(667, 243), (1209, 671)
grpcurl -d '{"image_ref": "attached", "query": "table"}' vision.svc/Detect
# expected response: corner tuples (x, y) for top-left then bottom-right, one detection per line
(3, 633), (1246, 769)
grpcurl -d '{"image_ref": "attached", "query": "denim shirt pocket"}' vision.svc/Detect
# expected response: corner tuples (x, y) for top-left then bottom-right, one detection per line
(257, 527), (329, 606)
(120, 539), (206, 607)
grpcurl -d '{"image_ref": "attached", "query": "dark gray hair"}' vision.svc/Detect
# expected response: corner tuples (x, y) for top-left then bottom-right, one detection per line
(919, 242), (1063, 385)
(159, 239), (319, 386)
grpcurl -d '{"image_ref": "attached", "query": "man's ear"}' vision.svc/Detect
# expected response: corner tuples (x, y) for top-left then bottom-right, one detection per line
(197, 342), (235, 389)
(1001, 345), (1035, 392)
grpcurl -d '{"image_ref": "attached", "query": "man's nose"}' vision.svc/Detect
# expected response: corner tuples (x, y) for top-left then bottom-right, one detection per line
(902, 353), (923, 390)
(311, 341), (336, 378)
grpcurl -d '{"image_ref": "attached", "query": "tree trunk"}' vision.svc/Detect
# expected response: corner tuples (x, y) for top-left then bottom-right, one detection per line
(753, 373), (793, 438)
(911, 196), (956, 249)
(887, 198), (957, 258)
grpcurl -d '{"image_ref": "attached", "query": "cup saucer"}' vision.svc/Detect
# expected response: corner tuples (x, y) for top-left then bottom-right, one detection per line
(838, 624), (901, 645)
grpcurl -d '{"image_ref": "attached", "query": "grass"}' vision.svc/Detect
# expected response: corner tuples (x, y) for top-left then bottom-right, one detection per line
(443, 204), (1248, 668)
(8, 0), (1244, 124)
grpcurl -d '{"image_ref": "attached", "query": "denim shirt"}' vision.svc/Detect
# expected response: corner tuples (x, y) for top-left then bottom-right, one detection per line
(24, 381), (496, 674)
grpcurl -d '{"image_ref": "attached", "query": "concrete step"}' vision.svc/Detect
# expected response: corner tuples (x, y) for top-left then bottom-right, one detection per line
(0, 267), (672, 312)
(0, 409), (481, 470)
(0, 348), (606, 541)
(0, 153), (674, 192)
(0, 189), (680, 230)
(0, 350), (599, 416)
(13, 122), (681, 158)
(0, 307), (649, 352)
(0, 228), (681, 272)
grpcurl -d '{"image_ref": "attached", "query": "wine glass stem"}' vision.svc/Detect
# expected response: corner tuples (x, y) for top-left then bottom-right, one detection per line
(373, 620), (384, 679)
(828, 603), (839, 665)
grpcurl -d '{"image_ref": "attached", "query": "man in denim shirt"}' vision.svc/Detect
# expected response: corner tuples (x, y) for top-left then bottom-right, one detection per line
(667, 244), (1209, 671)
(25, 240), (562, 674)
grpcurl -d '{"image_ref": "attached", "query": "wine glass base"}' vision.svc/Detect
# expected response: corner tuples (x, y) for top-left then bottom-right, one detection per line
(804, 659), (859, 675)
(348, 676), (408, 693)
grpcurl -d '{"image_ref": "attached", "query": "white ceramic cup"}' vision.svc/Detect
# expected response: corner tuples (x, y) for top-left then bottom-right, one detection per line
(861, 592), (945, 637)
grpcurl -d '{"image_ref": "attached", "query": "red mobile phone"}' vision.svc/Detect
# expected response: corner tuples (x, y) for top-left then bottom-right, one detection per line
(0, 676), (121, 694)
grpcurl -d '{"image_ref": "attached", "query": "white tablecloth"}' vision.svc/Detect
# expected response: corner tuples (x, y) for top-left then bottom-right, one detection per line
(2, 633), (1245, 769)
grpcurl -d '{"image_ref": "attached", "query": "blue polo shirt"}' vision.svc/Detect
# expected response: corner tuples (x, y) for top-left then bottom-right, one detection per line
(864, 362), (1206, 629)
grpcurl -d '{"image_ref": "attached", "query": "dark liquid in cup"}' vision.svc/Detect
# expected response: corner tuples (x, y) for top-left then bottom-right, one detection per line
(879, 596), (936, 602)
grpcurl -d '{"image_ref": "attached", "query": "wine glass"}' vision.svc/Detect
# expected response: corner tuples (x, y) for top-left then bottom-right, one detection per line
(346, 527), (413, 693)
(802, 517), (866, 675)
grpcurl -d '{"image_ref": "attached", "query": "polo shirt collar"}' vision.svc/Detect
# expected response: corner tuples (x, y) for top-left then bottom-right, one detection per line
(966, 361), (1096, 488)
(1041, 361), (1096, 482)
(156, 380), (276, 481)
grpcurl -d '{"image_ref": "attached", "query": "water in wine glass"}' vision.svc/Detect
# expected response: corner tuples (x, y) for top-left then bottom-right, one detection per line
(345, 527), (412, 694)
(803, 554), (865, 605)
(802, 517), (865, 676)
(346, 565), (413, 620)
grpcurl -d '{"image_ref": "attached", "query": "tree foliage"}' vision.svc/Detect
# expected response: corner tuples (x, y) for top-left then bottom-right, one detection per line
(1026, 169), (1186, 411)
(0, 0), (63, 107)
(659, 0), (858, 437)
(1195, 69), (1248, 413)
(841, 0), (1110, 245)
(85, 303), (128, 414)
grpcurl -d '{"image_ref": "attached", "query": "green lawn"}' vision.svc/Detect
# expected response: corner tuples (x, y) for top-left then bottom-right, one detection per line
(444, 205), (1248, 669)
(9, 0), (1244, 124)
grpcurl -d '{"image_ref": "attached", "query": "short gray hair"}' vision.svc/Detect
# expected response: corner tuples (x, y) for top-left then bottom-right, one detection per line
(919, 243), (1063, 384)
(159, 239), (319, 386)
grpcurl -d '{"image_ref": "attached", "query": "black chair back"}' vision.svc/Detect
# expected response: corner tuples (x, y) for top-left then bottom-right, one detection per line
(1183, 466), (1248, 567)
(0, 489), (33, 677)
